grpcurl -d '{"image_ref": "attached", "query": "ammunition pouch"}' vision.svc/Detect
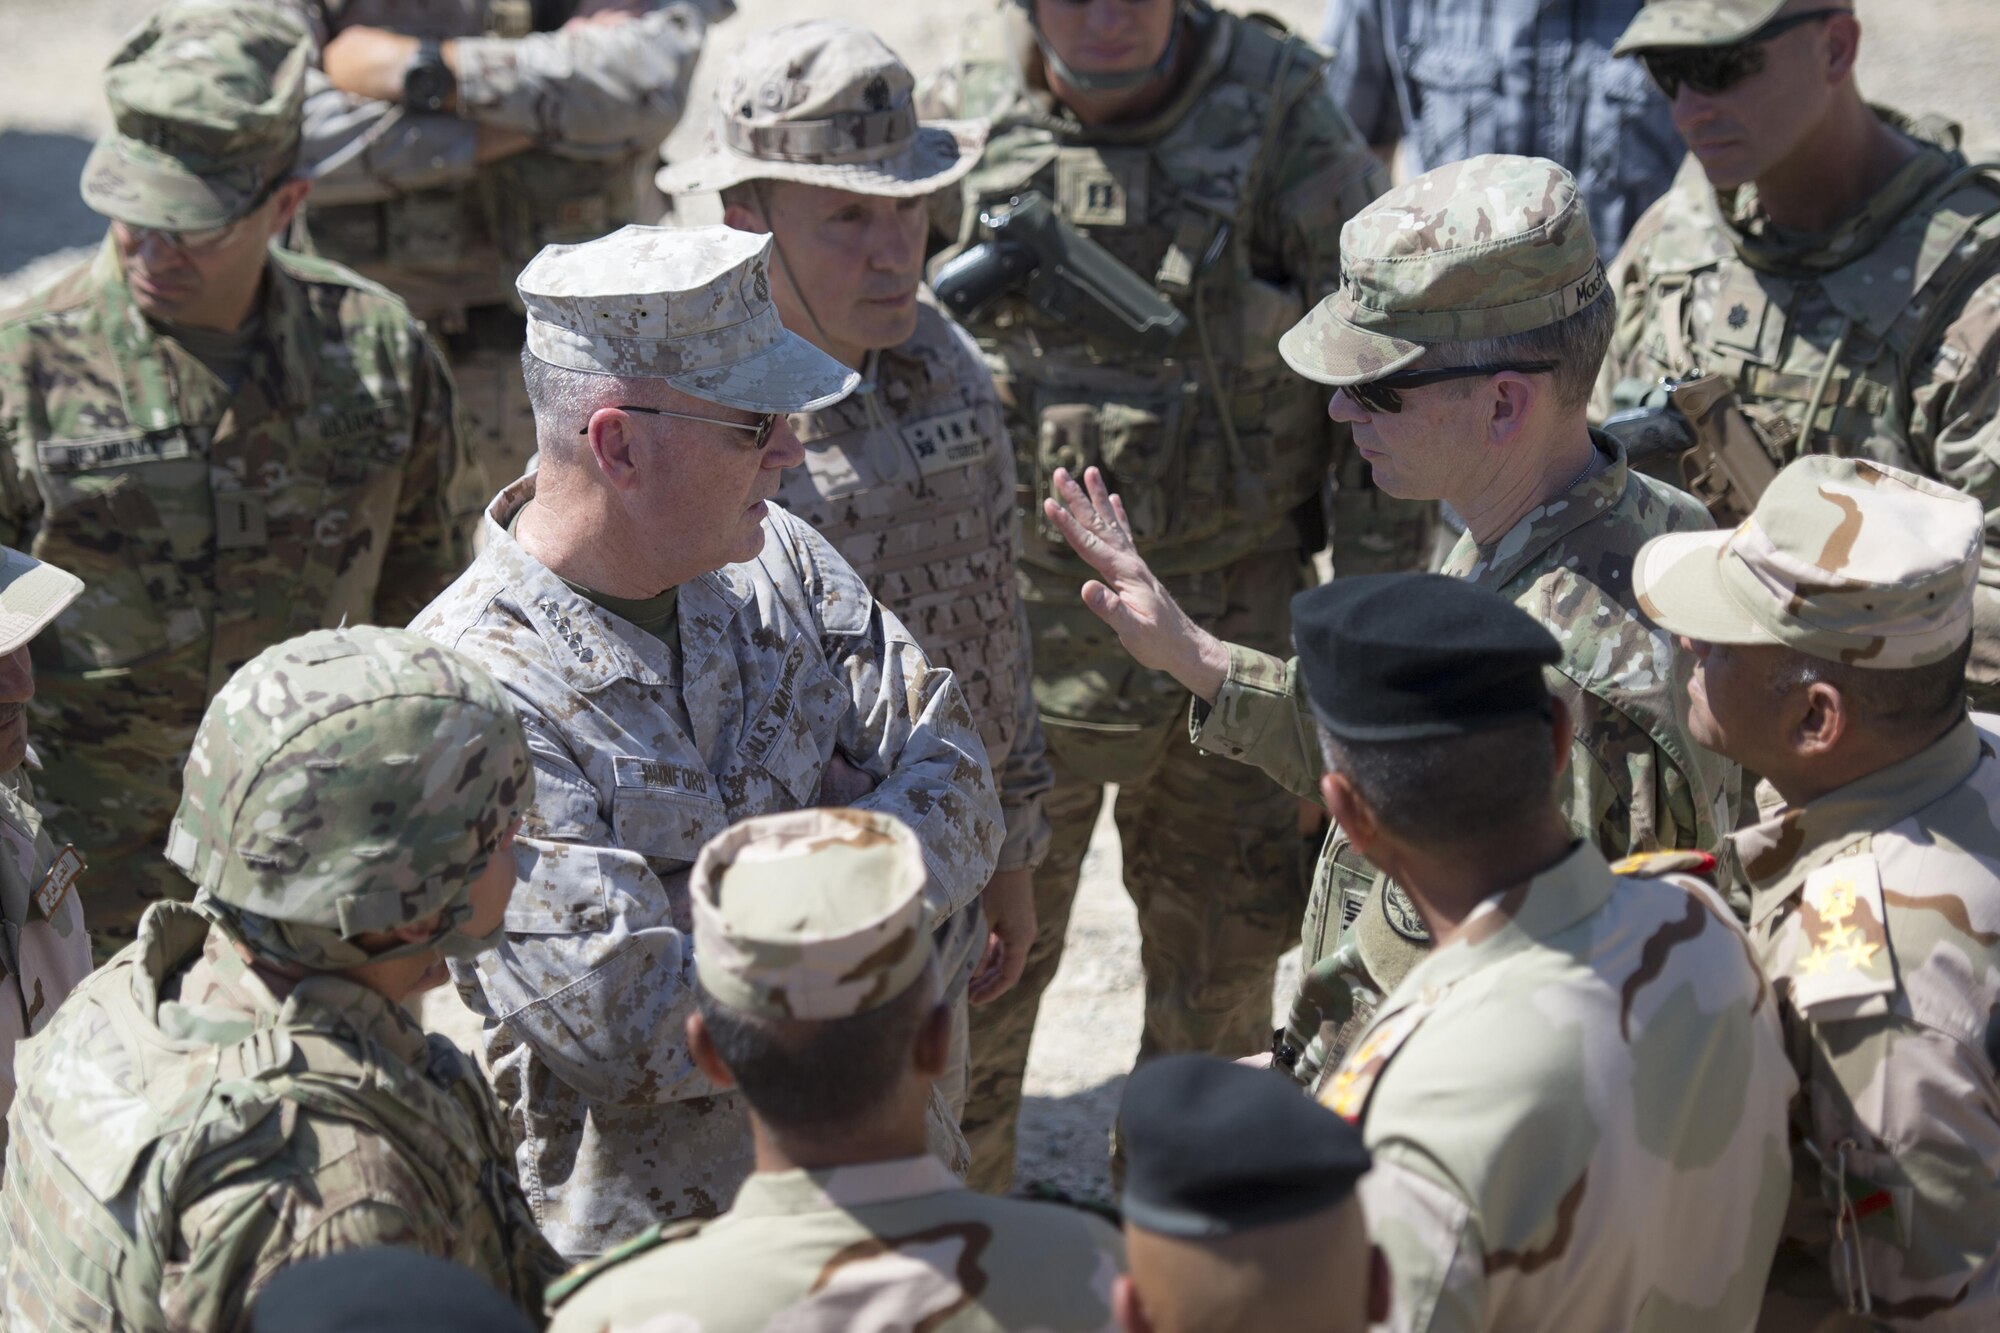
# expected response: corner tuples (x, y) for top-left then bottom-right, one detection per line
(1604, 373), (1782, 523)
(1032, 388), (1196, 547)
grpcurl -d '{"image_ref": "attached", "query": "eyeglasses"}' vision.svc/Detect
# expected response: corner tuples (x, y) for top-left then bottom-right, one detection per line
(578, 404), (780, 450)
(1341, 362), (1559, 415)
(1638, 8), (1846, 98)
(118, 179), (285, 257)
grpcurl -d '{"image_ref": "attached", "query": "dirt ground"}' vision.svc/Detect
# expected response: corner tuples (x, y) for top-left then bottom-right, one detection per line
(2, 0), (1997, 1200)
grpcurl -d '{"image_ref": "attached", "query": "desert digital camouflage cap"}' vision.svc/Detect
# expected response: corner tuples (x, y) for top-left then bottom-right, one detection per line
(1634, 456), (1981, 668)
(691, 808), (934, 1021)
(0, 546), (82, 658)
(658, 21), (985, 199)
(82, 0), (310, 231)
(1613, 0), (1794, 55)
(1279, 155), (1607, 387)
(518, 224), (860, 413)
(166, 625), (534, 970)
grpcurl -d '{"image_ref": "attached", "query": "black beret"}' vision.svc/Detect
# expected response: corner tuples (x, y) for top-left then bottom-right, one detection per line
(246, 1249), (536, 1333)
(1119, 1053), (1371, 1237)
(1291, 572), (1561, 742)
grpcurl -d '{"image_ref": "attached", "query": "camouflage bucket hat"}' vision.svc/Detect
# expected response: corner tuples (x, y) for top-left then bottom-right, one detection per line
(518, 223), (860, 414)
(1279, 155), (1607, 387)
(82, 0), (311, 231)
(0, 546), (82, 658)
(691, 808), (935, 1021)
(1613, 0), (1792, 55)
(658, 21), (985, 199)
(166, 626), (534, 970)
(1634, 456), (1982, 668)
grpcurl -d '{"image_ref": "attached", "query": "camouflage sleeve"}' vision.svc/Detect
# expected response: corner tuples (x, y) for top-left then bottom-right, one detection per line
(371, 322), (484, 625)
(1590, 201), (1672, 425)
(1186, 643), (1325, 801)
(0, 340), (43, 552)
(1905, 264), (2000, 703)
(295, 75), (483, 207)
(1357, 1151), (1489, 1333)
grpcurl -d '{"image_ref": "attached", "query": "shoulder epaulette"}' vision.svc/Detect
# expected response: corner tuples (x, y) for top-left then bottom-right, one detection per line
(544, 1219), (706, 1310)
(1610, 850), (1719, 880)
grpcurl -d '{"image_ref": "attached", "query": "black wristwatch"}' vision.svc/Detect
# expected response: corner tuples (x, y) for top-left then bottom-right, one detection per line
(401, 38), (455, 114)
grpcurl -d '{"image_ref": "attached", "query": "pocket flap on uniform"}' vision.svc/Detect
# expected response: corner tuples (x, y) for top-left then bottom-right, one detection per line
(610, 757), (731, 869)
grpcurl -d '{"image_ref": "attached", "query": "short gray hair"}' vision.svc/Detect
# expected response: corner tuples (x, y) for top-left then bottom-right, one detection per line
(520, 348), (637, 463)
(1428, 288), (1616, 412)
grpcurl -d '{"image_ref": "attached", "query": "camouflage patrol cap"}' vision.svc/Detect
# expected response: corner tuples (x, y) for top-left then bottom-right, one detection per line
(0, 546), (82, 657)
(691, 808), (935, 1021)
(1279, 155), (1607, 387)
(82, 0), (311, 231)
(166, 626), (534, 971)
(657, 21), (985, 199)
(518, 224), (859, 413)
(1613, 0), (1795, 55)
(1634, 456), (1981, 668)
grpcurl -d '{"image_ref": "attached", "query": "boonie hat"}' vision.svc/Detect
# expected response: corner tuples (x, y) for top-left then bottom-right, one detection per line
(1280, 155), (1606, 387)
(1634, 456), (1980, 668)
(518, 224), (859, 414)
(691, 808), (935, 1021)
(658, 22), (984, 199)
(82, 0), (310, 230)
(0, 547), (82, 658)
(1614, 0), (1793, 55)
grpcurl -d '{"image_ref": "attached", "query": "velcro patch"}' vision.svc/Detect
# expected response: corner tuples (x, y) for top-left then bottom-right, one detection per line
(32, 845), (83, 922)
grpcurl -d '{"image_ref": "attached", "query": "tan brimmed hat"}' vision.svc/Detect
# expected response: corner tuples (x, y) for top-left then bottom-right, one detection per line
(0, 547), (82, 657)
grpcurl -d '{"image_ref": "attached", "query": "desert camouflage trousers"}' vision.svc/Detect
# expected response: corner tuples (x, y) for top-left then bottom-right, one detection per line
(446, 309), (540, 496)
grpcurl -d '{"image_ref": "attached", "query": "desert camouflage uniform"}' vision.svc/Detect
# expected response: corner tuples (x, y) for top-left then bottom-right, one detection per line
(273, 0), (728, 487)
(1594, 114), (2000, 704)
(1315, 844), (1793, 1333)
(0, 624), (558, 1330)
(414, 476), (1002, 1259)
(925, 0), (1409, 1190)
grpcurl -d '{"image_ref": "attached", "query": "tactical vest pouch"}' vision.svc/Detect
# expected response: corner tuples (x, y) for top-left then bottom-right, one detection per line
(482, 151), (637, 266)
(1673, 372), (1782, 520)
(1033, 389), (1194, 547)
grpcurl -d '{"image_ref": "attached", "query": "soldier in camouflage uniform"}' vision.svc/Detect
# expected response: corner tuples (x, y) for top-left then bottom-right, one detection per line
(1635, 455), (2000, 1328)
(659, 24), (1053, 1113)
(270, 0), (733, 487)
(0, 2), (484, 959)
(0, 546), (90, 1180)
(1596, 0), (2000, 707)
(1046, 155), (1735, 1086)
(413, 223), (1002, 1260)
(0, 624), (561, 1331)
(1287, 572), (1792, 1333)
(545, 809), (1125, 1333)
(921, 0), (1410, 1193)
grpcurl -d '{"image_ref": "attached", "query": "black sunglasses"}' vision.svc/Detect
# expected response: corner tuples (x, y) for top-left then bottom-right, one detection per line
(578, 404), (779, 450)
(1638, 8), (1846, 98)
(1342, 362), (1559, 415)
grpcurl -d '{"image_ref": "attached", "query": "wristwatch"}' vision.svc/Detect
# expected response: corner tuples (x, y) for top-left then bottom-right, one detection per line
(401, 38), (455, 114)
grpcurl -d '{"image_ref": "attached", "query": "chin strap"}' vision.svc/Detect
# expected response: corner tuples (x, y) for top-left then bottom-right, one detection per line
(752, 180), (844, 356)
(1029, 0), (1186, 93)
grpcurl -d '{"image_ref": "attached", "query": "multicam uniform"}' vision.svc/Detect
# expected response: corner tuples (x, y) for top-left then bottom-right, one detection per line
(925, 0), (1404, 1189)
(0, 243), (482, 953)
(1317, 845), (1792, 1333)
(1728, 716), (2000, 1329)
(274, 0), (728, 485)
(1594, 113), (2000, 703)
(0, 762), (89, 1176)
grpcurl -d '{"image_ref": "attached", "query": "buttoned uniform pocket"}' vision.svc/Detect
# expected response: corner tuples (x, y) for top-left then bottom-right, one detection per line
(1405, 45), (1507, 169)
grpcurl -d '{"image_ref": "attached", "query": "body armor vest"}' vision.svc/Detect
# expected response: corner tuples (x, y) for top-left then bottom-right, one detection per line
(937, 2), (1332, 578)
(779, 305), (1026, 768)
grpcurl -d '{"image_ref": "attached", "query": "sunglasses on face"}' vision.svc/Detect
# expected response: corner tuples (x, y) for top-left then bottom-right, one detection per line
(1341, 362), (1559, 415)
(578, 404), (780, 450)
(1638, 7), (1845, 98)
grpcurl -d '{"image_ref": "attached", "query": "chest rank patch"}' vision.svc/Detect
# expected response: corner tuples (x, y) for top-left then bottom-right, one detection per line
(1057, 147), (1148, 229)
(1790, 855), (1895, 1020)
(902, 407), (988, 476)
(32, 845), (83, 922)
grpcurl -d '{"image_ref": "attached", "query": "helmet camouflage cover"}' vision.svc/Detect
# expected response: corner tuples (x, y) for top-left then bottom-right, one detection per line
(166, 625), (533, 969)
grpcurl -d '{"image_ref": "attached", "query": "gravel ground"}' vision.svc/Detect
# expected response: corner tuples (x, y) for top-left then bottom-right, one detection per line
(3, 0), (1996, 1201)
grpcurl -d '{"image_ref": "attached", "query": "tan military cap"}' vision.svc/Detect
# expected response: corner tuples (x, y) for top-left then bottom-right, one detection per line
(1634, 456), (1981, 668)
(691, 808), (935, 1021)
(1614, 1), (1794, 55)
(518, 224), (858, 413)
(0, 547), (82, 658)
(83, 1), (310, 230)
(1279, 155), (1606, 387)
(658, 22), (984, 199)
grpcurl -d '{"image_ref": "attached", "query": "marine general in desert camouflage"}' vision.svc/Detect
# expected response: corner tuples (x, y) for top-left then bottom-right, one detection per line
(0, 625), (560, 1331)
(269, 0), (732, 487)
(661, 23), (1052, 1114)
(412, 223), (1002, 1261)
(1047, 154), (1736, 1086)
(0, 1), (484, 958)
(1597, 0), (2000, 708)
(1636, 455), (2000, 1328)
(546, 809), (1123, 1333)
(1291, 572), (1791, 1333)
